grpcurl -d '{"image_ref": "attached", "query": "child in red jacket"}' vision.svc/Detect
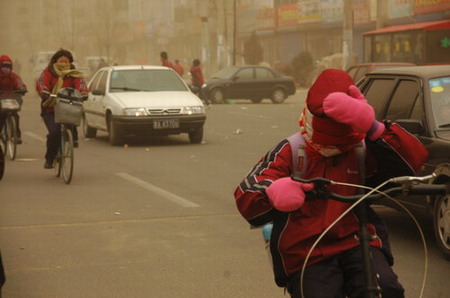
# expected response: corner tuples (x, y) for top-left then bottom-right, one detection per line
(235, 69), (428, 298)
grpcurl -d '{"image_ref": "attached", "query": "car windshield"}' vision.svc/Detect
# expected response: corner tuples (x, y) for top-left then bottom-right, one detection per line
(429, 76), (450, 129)
(210, 66), (239, 79)
(109, 69), (188, 92)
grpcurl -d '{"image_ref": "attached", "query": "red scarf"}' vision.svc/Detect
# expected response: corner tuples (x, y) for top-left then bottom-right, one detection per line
(299, 108), (364, 157)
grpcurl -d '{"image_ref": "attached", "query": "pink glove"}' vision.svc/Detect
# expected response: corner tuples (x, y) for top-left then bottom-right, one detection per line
(323, 86), (385, 140)
(266, 177), (314, 212)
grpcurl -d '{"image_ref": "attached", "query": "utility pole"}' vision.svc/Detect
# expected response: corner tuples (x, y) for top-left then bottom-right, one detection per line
(233, 0), (237, 65)
(199, 0), (211, 75)
(342, 0), (353, 70)
(216, 0), (226, 71)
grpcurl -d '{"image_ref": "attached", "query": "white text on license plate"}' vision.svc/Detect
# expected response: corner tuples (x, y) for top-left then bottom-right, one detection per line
(153, 119), (180, 129)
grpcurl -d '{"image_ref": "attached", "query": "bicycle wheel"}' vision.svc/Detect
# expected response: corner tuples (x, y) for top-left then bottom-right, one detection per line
(61, 127), (74, 184)
(0, 125), (6, 158)
(0, 145), (4, 180)
(6, 115), (17, 160)
(54, 149), (62, 177)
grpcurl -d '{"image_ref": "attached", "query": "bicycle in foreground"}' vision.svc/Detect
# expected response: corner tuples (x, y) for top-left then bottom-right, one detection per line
(44, 88), (85, 184)
(289, 174), (447, 298)
(0, 90), (24, 161)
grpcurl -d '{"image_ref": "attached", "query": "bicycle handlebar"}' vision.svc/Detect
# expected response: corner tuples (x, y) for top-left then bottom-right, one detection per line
(42, 90), (87, 102)
(291, 174), (447, 203)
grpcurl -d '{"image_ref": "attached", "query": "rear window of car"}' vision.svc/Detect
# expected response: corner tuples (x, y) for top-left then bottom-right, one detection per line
(210, 67), (238, 79)
(364, 78), (396, 118)
(385, 80), (420, 120)
(255, 68), (275, 79)
(429, 77), (450, 128)
(354, 66), (369, 82)
(109, 69), (187, 92)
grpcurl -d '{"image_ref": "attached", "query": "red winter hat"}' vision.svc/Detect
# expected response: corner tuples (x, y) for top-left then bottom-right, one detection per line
(306, 69), (354, 116)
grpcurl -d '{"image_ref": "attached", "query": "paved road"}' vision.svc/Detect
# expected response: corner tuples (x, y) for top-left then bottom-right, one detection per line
(0, 90), (449, 297)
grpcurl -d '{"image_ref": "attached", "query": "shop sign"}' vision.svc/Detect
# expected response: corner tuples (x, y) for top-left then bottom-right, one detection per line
(353, 0), (371, 24)
(389, 0), (413, 19)
(441, 37), (450, 48)
(321, 0), (342, 24)
(257, 7), (275, 31)
(277, 4), (299, 28)
(238, 5), (258, 33)
(414, 0), (450, 15)
(298, 0), (321, 24)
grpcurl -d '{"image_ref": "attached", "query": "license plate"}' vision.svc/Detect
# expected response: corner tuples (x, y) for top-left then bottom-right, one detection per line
(153, 119), (180, 129)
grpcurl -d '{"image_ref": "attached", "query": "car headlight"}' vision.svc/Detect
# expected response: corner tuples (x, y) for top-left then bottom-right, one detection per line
(124, 108), (148, 116)
(201, 83), (207, 88)
(181, 106), (205, 115)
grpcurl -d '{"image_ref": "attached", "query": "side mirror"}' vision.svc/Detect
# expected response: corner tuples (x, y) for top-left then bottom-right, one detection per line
(92, 89), (105, 96)
(232, 76), (239, 81)
(395, 119), (424, 135)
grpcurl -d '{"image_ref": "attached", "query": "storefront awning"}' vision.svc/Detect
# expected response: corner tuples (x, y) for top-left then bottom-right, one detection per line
(364, 20), (450, 35)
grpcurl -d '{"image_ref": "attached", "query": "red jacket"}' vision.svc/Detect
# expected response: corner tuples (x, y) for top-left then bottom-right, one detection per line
(161, 58), (173, 69)
(0, 55), (27, 95)
(36, 66), (88, 114)
(190, 66), (204, 87)
(234, 123), (428, 286)
(172, 63), (184, 76)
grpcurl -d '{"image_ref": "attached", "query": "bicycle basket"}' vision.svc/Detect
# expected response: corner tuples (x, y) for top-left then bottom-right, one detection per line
(0, 98), (20, 111)
(54, 98), (83, 126)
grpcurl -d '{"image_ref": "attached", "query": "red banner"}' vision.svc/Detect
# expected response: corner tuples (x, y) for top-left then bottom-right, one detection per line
(277, 4), (299, 28)
(414, 0), (450, 14)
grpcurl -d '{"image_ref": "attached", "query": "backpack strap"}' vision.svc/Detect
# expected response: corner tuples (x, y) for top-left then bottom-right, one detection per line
(287, 132), (307, 177)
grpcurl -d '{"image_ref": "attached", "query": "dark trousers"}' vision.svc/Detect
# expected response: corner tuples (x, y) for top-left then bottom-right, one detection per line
(286, 247), (404, 298)
(42, 113), (61, 162)
(42, 113), (78, 161)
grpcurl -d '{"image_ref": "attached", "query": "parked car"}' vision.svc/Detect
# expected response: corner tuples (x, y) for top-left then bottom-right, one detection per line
(358, 65), (450, 258)
(83, 65), (206, 145)
(201, 65), (296, 104)
(346, 62), (415, 83)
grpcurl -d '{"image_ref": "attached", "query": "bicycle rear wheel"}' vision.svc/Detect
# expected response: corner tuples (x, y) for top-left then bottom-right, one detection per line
(6, 115), (17, 160)
(0, 125), (7, 158)
(0, 146), (4, 180)
(61, 128), (74, 184)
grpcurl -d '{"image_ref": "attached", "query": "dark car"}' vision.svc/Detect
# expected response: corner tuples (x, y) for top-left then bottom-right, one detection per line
(346, 62), (415, 83)
(202, 65), (296, 104)
(358, 65), (450, 258)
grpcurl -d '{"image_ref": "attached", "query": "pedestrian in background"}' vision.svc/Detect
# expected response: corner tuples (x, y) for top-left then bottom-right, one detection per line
(160, 51), (173, 68)
(190, 59), (209, 105)
(173, 59), (184, 77)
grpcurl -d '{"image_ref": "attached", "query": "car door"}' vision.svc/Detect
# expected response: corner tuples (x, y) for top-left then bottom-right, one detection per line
(254, 67), (277, 98)
(88, 70), (108, 129)
(227, 67), (255, 99)
(84, 71), (103, 128)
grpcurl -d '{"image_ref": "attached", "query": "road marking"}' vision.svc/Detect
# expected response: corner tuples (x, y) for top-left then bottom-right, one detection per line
(116, 172), (200, 208)
(25, 132), (46, 143)
(226, 111), (273, 119)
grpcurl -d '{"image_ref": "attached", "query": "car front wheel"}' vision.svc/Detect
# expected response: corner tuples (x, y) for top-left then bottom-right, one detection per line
(83, 114), (97, 138)
(271, 88), (286, 104)
(210, 88), (224, 104)
(434, 182), (450, 259)
(107, 115), (123, 146)
(188, 127), (203, 144)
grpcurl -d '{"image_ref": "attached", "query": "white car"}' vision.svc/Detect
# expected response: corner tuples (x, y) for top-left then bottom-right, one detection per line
(83, 65), (206, 145)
